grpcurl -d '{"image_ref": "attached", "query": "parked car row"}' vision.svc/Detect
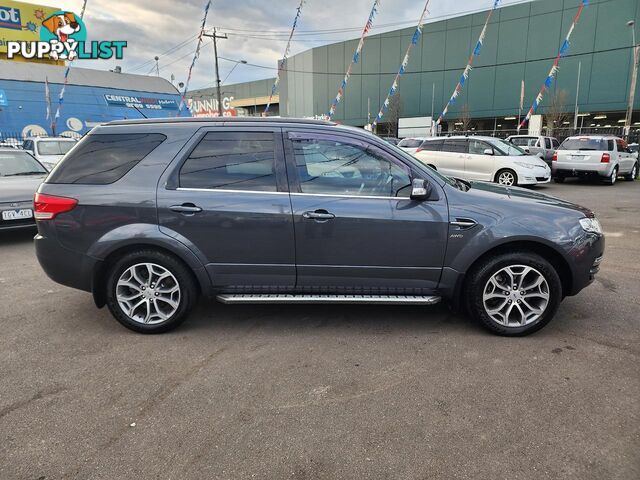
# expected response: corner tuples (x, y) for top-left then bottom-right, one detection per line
(398, 134), (639, 187)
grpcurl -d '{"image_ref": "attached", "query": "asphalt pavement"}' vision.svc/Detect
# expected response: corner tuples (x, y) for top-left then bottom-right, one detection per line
(0, 179), (638, 479)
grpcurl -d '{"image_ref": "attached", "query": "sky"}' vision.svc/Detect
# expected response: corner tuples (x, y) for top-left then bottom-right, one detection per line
(31, 0), (532, 91)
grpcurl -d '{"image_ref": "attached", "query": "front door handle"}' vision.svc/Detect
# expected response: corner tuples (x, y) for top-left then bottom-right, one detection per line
(303, 210), (335, 221)
(170, 203), (203, 214)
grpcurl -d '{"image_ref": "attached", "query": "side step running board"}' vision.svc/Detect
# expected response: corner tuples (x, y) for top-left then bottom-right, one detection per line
(216, 294), (441, 305)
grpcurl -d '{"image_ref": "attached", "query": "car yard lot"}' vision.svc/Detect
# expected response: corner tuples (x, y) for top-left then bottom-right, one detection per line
(1, 180), (638, 480)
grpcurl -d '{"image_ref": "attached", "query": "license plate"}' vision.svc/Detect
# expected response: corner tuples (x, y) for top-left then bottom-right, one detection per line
(2, 209), (33, 221)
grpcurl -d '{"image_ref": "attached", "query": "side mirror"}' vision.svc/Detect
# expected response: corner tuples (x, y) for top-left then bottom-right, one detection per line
(483, 148), (494, 156)
(410, 178), (432, 200)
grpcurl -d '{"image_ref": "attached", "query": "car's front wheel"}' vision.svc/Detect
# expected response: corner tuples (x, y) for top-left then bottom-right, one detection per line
(106, 249), (198, 333)
(465, 252), (562, 336)
(495, 169), (518, 186)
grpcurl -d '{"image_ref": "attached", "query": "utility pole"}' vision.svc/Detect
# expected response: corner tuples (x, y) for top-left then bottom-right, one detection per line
(203, 29), (228, 117)
(624, 20), (638, 140)
(573, 61), (581, 132)
(431, 83), (435, 136)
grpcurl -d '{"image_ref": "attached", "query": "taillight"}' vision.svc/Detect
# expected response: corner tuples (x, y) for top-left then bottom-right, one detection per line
(601, 153), (610, 163)
(33, 193), (78, 220)
(552, 151), (557, 161)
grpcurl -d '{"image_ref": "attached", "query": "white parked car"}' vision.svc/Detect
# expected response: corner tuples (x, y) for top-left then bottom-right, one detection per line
(553, 136), (638, 185)
(397, 137), (429, 155)
(22, 137), (77, 171)
(414, 136), (551, 186)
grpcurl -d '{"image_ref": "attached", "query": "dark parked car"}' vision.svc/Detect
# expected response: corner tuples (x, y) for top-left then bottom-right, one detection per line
(34, 118), (604, 336)
(0, 148), (48, 231)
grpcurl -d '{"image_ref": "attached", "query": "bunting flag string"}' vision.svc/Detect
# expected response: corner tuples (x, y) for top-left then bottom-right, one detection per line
(518, 0), (588, 131)
(327, 0), (381, 119)
(436, 0), (500, 126)
(178, 0), (213, 116)
(51, 0), (88, 134)
(44, 77), (51, 122)
(371, 0), (430, 129)
(264, 0), (306, 114)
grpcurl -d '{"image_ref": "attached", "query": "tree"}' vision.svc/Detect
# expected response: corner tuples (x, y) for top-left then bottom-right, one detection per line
(384, 93), (402, 137)
(544, 89), (572, 136)
(458, 104), (473, 132)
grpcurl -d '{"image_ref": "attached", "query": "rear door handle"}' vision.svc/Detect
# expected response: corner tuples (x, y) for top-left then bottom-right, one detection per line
(170, 203), (203, 214)
(303, 210), (335, 220)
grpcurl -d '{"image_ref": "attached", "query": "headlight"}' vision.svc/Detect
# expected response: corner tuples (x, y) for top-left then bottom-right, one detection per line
(514, 162), (535, 169)
(579, 217), (602, 234)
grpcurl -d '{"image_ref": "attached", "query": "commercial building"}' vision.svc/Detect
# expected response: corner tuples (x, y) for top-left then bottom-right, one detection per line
(190, 0), (639, 139)
(0, 60), (185, 140)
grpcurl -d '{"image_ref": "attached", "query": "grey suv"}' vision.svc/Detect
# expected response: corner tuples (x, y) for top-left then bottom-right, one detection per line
(34, 118), (604, 336)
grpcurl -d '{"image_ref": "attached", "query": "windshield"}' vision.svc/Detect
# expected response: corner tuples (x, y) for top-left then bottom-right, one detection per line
(37, 140), (75, 156)
(0, 151), (47, 176)
(398, 138), (423, 148)
(487, 138), (526, 156)
(559, 137), (609, 151)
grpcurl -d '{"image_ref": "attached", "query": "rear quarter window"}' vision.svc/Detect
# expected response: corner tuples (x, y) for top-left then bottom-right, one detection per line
(47, 133), (166, 184)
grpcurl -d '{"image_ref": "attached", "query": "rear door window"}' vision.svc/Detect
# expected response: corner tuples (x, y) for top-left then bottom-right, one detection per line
(47, 133), (166, 184)
(179, 132), (277, 192)
(442, 139), (468, 153)
(419, 139), (444, 151)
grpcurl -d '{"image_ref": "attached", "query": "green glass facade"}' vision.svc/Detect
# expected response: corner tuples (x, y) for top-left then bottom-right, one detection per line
(276, 0), (639, 127)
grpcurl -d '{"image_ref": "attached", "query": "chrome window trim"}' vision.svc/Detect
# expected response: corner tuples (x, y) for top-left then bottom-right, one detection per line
(176, 187), (288, 195)
(290, 192), (409, 201)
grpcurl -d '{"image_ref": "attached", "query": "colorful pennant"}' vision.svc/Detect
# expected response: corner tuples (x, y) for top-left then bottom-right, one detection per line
(328, 0), (381, 119)
(371, 0), (431, 129)
(178, 0), (213, 116)
(51, 0), (88, 134)
(436, 0), (500, 126)
(518, 0), (589, 131)
(264, 0), (306, 114)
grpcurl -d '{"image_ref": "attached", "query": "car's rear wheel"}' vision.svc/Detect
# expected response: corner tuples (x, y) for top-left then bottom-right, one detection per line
(465, 252), (562, 336)
(604, 166), (618, 185)
(495, 169), (518, 186)
(624, 163), (638, 181)
(106, 249), (198, 333)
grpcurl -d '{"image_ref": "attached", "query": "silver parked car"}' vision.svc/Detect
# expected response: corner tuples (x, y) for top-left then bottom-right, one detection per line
(0, 148), (48, 231)
(506, 135), (559, 166)
(553, 136), (638, 185)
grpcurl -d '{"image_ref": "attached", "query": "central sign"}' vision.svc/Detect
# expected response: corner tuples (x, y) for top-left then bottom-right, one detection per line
(104, 94), (178, 110)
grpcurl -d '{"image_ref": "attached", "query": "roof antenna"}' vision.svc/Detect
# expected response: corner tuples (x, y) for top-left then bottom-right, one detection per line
(132, 105), (148, 119)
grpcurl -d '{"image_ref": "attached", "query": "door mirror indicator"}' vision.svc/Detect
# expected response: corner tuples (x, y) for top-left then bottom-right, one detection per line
(410, 179), (432, 200)
(484, 148), (495, 156)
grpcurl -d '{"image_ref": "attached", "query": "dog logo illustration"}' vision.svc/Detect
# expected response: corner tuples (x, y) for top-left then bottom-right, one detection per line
(40, 11), (85, 60)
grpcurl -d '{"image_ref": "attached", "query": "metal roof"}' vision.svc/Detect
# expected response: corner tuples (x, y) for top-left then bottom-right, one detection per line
(0, 60), (179, 95)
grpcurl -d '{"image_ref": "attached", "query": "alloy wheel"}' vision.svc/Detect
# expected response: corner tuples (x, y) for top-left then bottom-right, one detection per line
(498, 171), (516, 186)
(482, 265), (550, 327)
(116, 263), (181, 324)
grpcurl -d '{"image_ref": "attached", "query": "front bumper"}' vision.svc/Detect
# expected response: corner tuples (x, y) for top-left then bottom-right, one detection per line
(0, 200), (36, 231)
(518, 166), (552, 185)
(567, 232), (605, 296)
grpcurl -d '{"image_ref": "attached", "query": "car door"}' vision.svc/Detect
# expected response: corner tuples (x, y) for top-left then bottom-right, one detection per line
(157, 127), (296, 291)
(616, 138), (633, 173)
(283, 130), (449, 294)
(439, 139), (468, 178)
(466, 139), (495, 181)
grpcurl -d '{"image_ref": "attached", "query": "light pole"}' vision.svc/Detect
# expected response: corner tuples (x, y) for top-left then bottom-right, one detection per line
(623, 20), (639, 140)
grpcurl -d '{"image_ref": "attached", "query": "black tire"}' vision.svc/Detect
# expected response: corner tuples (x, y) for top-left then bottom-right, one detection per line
(553, 176), (565, 183)
(495, 169), (518, 187)
(604, 166), (618, 185)
(105, 249), (198, 333)
(624, 163), (638, 181)
(464, 252), (562, 336)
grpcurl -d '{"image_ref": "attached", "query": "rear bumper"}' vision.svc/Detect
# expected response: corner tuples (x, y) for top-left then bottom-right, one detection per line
(0, 200), (36, 231)
(35, 232), (97, 293)
(553, 161), (614, 177)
